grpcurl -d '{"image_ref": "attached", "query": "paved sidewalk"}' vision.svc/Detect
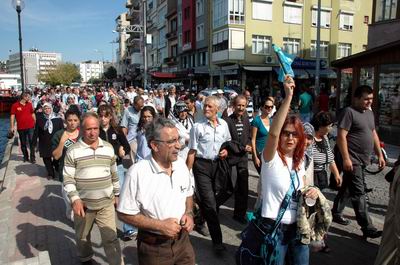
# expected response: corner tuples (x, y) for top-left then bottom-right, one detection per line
(0, 137), (388, 265)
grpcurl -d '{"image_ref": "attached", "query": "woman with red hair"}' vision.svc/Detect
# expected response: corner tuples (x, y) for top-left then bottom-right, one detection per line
(259, 76), (318, 264)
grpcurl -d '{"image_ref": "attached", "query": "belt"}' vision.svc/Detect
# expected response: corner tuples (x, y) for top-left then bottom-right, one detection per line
(261, 217), (297, 231)
(195, 157), (218, 163)
(137, 230), (183, 245)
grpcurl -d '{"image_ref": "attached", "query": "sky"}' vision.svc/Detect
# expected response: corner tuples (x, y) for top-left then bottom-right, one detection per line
(0, 0), (126, 63)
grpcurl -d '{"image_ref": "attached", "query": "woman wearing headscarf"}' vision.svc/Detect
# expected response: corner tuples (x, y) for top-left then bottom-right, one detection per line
(34, 102), (64, 179)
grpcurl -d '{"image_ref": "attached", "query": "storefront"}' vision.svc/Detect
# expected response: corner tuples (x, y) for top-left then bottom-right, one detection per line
(331, 40), (400, 145)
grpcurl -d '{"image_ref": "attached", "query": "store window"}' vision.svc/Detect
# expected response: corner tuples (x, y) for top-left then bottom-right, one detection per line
(310, 40), (329, 58)
(252, 0), (273, 21)
(378, 64), (400, 128)
(360, 67), (374, 88)
(339, 68), (353, 108)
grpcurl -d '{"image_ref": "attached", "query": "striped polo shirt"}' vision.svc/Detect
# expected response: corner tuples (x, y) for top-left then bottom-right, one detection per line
(63, 138), (119, 210)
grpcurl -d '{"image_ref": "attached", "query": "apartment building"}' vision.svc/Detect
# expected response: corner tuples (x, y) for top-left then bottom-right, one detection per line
(7, 50), (62, 87)
(123, 0), (373, 92)
(114, 13), (131, 78)
(79, 61), (104, 83)
(331, 0), (400, 145)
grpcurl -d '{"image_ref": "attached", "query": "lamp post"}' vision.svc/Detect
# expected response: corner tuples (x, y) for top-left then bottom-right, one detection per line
(12, 0), (25, 93)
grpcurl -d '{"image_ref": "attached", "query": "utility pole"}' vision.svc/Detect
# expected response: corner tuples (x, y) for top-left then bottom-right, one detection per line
(315, 0), (321, 95)
(143, 0), (148, 89)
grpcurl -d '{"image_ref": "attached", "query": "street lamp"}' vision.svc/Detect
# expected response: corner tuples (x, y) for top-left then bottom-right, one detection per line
(12, 0), (25, 93)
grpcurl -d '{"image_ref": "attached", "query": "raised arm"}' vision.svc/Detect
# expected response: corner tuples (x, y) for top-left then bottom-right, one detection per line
(262, 76), (295, 162)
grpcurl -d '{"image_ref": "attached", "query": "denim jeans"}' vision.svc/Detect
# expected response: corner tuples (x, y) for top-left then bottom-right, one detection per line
(260, 220), (309, 265)
(117, 164), (137, 234)
(18, 128), (35, 160)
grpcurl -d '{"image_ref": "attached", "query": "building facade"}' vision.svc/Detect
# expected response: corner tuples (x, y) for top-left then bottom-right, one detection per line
(7, 50), (62, 87)
(331, 0), (400, 145)
(122, 0), (373, 94)
(115, 12), (131, 80)
(79, 61), (104, 83)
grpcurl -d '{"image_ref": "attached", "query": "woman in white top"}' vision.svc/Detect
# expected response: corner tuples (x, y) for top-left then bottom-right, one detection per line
(260, 76), (319, 265)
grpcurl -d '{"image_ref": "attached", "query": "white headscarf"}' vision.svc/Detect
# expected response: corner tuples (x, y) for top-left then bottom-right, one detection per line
(43, 103), (55, 134)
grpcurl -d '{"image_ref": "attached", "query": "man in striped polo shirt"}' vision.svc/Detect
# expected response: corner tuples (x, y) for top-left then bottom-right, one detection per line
(63, 112), (123, 265)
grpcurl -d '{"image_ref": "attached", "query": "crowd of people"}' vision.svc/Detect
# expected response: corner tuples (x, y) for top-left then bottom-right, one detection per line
(8, 78), (397, 265)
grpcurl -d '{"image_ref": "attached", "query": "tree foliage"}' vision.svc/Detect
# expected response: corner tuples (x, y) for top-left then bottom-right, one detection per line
(103, 66), (117, 80)
(38, 63), (81, 86)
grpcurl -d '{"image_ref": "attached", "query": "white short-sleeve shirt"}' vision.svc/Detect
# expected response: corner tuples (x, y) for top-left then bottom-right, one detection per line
(117, 156), (193, 223)
(260, 152), (305, 224)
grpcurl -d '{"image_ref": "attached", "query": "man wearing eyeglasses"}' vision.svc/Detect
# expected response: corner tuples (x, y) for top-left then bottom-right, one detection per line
(118, 118), (195, 265)
(186, 95), (231, 255)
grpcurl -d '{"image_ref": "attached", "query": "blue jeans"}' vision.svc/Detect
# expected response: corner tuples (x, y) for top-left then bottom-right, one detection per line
(260, 220), (309, 265)
(18, 128), (35, 160)
(117, 164), (137, 234)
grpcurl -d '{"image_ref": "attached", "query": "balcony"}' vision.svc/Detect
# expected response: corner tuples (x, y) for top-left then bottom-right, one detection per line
(212, 49), (244, 63)
(164, 56), (178, 65)
(165, 31), (177, 40)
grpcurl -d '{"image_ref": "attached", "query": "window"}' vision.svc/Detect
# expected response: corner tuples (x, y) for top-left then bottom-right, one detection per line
(229, 0), (245, 24)
(213, 0), (228, 28)
(311, 8), (331, 28)
(184, 7), (191, 20)
(196, 24), (204, 41)
(196, 0), (204, 16)
(339, 12), (354, 31)
(337, 43), (352, 58)
(170, 18), (177, 32)
(231, 29), (245, 49)
(212, 30), (229, 52)
(252, 35), (272, 55)
(197, 51), (208, 66)
(171, 44), (178, 57)
(283, 37), (301, 55)
(310, 40), (329, 58)
(284, 4), (302, 24)
(375, 0), (398, 22)
(252, 0), (272, 21)
(184, 30), (191, 44)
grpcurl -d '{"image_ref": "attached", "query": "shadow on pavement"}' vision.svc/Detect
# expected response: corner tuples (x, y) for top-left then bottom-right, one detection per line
(14, 163), (47, 179)
(15, 223), (79, 265)
(16, 184), (72, 226)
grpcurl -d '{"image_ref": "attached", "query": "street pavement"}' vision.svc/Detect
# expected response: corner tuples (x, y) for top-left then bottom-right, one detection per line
(0, 136), (398, 265)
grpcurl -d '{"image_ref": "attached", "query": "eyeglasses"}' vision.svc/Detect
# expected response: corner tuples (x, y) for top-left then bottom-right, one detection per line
(154, 138), (181, 146)
(263, 105), (274, 110)
(281, 130), (299, 138)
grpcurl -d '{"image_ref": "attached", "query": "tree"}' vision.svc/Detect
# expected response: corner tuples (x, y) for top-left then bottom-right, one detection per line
(103, 66), (117, 80)
(88, 77), (103, 85)
(38, 63), (81, 86)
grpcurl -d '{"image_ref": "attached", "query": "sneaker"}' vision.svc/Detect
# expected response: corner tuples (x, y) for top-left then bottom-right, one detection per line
(194, 224), (210, 237)
(123, 230), (138, 240)
(332, 216), (351, 226)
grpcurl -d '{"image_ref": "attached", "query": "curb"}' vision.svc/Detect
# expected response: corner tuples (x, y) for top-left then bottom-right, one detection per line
(0, 136), (16, 193)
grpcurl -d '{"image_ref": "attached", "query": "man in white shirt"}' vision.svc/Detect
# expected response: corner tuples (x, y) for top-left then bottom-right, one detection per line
(118, 118), (195, 265)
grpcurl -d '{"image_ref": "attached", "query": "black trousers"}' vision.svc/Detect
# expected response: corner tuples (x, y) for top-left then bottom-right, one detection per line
(233, 158), (249, 218)
(42, 157), (59, 178)
(193, 158), (222, 244)
(18, 128), (35, 160)
(332, 165), (375, 231)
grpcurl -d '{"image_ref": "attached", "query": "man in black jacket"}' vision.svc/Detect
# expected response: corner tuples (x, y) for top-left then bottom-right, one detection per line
(224, 95), (252, 224)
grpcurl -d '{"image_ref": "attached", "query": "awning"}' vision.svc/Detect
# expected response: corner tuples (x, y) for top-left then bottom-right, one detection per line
(150, 72), (176, 78)
(306, 68), (337, 79)
(243, 66), (272, 72)
(273, 67), (309, 79)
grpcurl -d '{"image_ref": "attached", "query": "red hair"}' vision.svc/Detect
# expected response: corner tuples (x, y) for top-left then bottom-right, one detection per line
(277, 115), (306, 171)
